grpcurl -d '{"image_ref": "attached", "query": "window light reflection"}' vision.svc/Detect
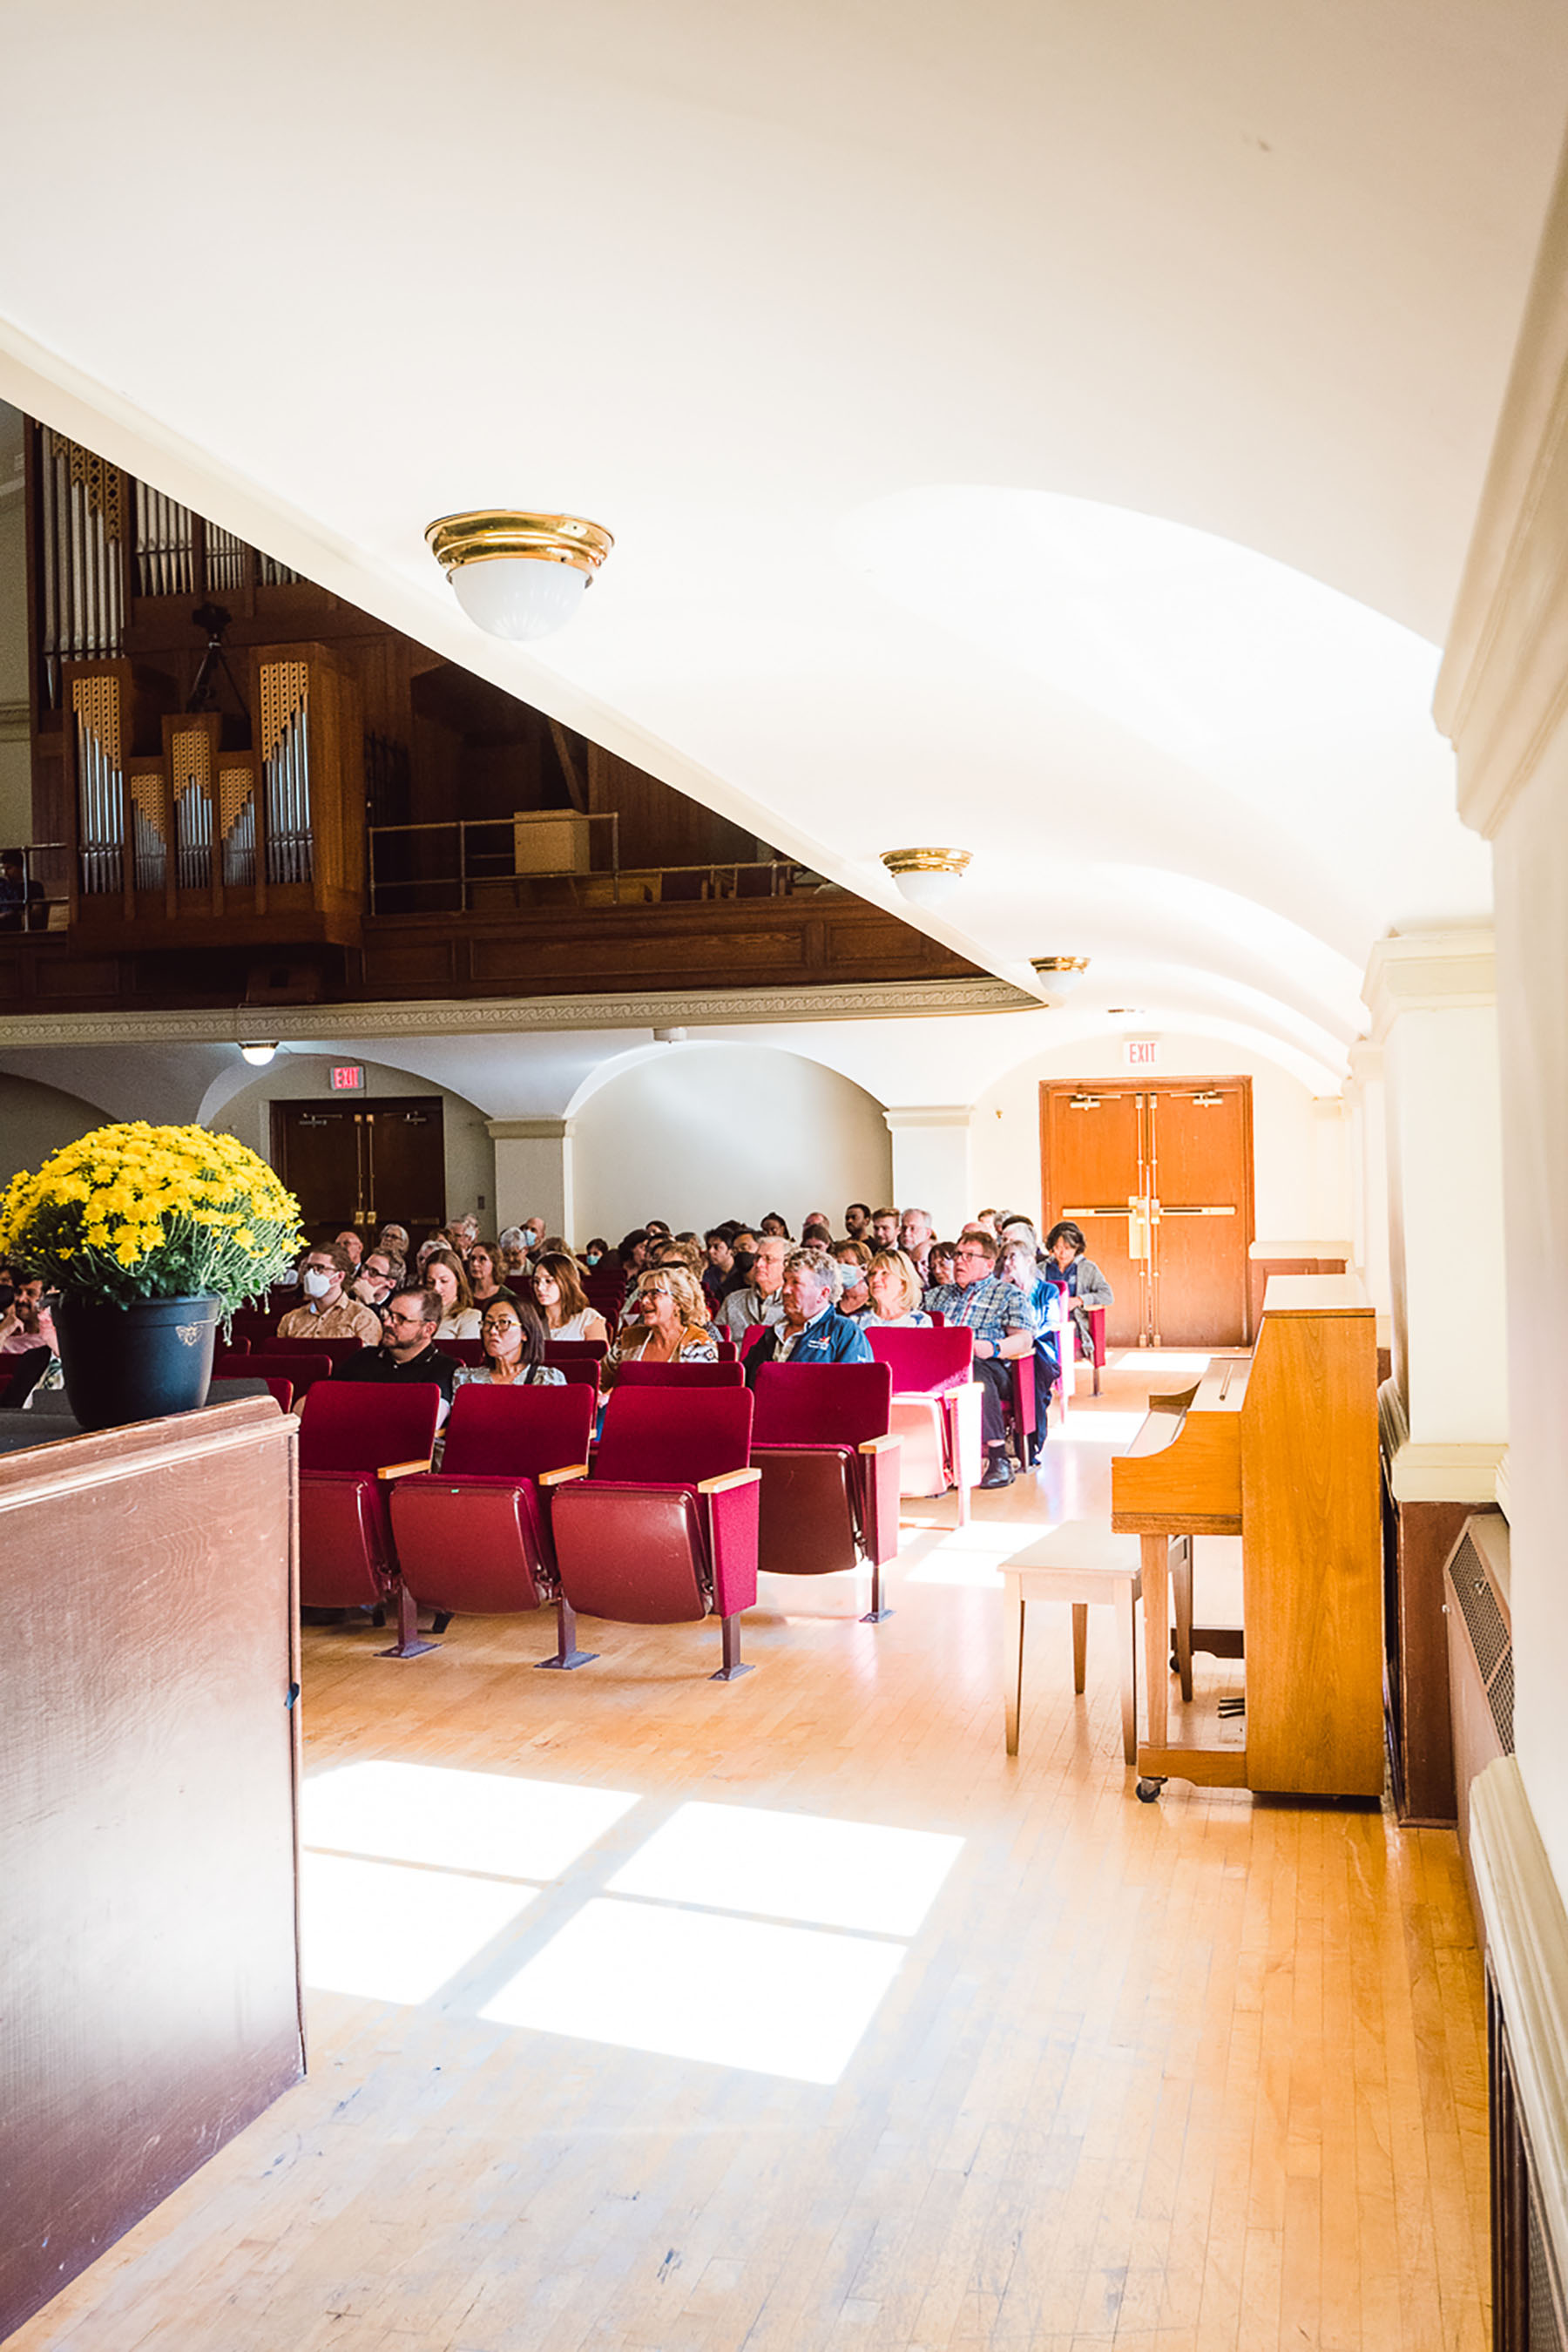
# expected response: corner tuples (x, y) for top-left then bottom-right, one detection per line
(301, 1851), (537, 2004)
(606, 1801), (962, 1938)
(481, 1897), (908, 2085)
(302, 1761), (639, 1880)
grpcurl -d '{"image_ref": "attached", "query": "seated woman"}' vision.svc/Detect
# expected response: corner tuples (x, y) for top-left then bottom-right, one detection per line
(422, 1247), (483, 1341)
(925, 1239), (957, 1291)
(581, 1235), (610, 1271)
(454, 1295), (567, 1390)
(866, 1247), (931, 1328)
(532, 1251), (611, 1347)
(999, 1233), (1064, 1456)
(831, 1239), (873, 1319)
(604, 1265), (719, 1380)
(1045, 1220), (1115, 1361)
(758, 1211), (792, 1240)
(464, 1241), (515, 1315)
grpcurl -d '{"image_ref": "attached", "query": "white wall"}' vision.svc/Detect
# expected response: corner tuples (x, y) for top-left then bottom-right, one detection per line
(0, 1072), (105, 1193)
(211, 1055), (496, 1227)
(966, 1033), (1350, 1242)
(1491, 739), (1568, 1890)
(570, 1043), (891, 1241)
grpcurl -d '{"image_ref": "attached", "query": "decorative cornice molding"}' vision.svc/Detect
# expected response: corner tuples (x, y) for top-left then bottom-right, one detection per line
(0, 699), (28, 742)
(1346, 1040), (1384, 1086)
(1436, 138), (1568, 840)
(882, 1105), (972, 1130)
(0, 976), (1038, 1054)
(486, 1119), (571, 1142)
(1389, 1438), (1510, 1504)
(1470, 1758), (1568, 2290)
(1362, 929), (1496, 1042)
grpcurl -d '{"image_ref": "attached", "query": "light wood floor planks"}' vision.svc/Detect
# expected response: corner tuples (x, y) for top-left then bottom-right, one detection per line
(10, 1355), (1490, 2352)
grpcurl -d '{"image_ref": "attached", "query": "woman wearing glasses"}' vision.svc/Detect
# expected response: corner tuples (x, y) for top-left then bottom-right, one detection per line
(603, 1266), (718, 1383)
(455, 1296), (567, 1390)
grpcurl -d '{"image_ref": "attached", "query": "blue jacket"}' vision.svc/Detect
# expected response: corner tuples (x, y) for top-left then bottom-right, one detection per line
(744, 1308), (873, 1382)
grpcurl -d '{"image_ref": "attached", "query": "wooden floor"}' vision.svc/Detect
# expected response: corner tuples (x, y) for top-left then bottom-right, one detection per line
(11, 1355), (1490, 2352)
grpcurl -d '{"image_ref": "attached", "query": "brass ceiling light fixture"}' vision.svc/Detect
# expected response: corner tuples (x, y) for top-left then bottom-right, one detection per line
(880, 847), (971, 909)
(425, 510), (614, 643)
(1030, 953), (1091, 1002)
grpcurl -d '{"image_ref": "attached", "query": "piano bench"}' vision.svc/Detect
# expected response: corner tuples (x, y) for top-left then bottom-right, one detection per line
(1003, 1524), (1143, 1766)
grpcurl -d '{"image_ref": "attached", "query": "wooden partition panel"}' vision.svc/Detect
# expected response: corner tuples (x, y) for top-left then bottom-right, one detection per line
(0, 1399), (302, 2340)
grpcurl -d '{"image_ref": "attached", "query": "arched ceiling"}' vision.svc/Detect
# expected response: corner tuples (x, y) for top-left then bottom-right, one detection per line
(2, 2), (1564, 1081)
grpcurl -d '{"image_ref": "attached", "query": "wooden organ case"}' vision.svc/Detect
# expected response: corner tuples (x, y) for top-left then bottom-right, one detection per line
(1111, 1274), (1384, 1798)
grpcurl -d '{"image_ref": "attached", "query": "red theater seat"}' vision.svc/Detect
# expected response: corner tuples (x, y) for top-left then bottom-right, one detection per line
(612, 1359), (745, 1389)
(866, 1326), (983, 1524)
(269, 1335), (368, 1365)
(297, 1381), (441, 1657)
(389, 1383), (597, 1648)
(544, 1339), (609, 1383)
(749, 1361), (902, 1622)
(548, 1386), (760, 1679)
(217, 1348), (331, 1396)
(443, 1339), (486, 1365)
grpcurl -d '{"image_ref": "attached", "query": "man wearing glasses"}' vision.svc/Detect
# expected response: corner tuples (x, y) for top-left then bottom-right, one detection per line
(328, 1286), (461, 1423)
(923, 1233), (1037, 1487)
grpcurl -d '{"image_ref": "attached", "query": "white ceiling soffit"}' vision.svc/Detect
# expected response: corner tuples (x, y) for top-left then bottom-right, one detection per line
(2, 1), (1562, 1051)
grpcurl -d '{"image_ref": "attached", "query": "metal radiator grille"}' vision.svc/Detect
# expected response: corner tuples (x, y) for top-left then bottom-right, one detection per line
(1452, 1532), (1510, 1684)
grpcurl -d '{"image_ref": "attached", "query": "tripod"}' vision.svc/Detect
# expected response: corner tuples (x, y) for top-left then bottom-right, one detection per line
(186, 602), (250, 718)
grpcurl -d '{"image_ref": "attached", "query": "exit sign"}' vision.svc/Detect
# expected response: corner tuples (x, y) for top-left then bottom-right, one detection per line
(1123, 1038), (1160, 1069)
(330, 1064), (364, 1092)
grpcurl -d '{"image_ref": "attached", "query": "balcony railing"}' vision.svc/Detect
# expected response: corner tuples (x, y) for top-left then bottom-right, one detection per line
(0, 843), (71, 933)
(366, 815), (814, 916)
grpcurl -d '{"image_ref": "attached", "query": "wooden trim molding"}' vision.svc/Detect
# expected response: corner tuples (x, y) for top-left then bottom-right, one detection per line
(1389, 1438), (1511, 1506)
(1471, 1756), (1568, 2297)
(0, 975), (1038, 1052)
(1436, 137), (1568, 840)
(486, 1119), (571, 1141)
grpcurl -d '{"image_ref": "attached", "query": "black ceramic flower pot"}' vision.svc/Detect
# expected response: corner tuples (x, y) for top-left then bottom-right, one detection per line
(54, 1292), (221, 1432)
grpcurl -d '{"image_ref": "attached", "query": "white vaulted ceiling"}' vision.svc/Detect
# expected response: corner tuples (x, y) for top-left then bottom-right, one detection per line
(3, 1), (1565, 1087)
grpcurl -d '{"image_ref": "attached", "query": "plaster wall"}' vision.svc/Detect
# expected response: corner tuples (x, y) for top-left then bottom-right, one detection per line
(0, 1072), (105, 1192)
(210, 1055), (495, 1230)
(966, 1034), (1350, 1244)
(1490, 738), (1568, 1894)
(569, 1044), (891, 1242)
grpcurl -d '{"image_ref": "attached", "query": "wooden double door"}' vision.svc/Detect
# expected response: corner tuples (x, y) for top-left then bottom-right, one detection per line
(271, 1098), (446, 1243)
(1039, 1078), (1254, 1348)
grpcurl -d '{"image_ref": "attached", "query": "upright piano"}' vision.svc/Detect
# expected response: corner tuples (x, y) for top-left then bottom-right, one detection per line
(1111, 1274), (1383, 1798)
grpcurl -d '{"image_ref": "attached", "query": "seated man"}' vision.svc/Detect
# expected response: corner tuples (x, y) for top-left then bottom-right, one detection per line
(898, 1206), (935, 1281)
(843, 1202), (873, 1241)
(349, 1247), (403, 1315)
(717, 1233), (788, 1341)
(923, 1232), (1036, 1487)
(277, 1244), (383, 1348)
(744, 1250), (873, 1378)
(328, 1287), (460, 1422)
(333, 1228), (365, 1271)
(869, 1206), (901, 1251)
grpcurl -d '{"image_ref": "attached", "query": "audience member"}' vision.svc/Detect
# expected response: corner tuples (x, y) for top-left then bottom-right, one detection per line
(455, 1296), (567, 1390)
(928, 1239), (957, 1288)
(278, 1244), (382, 1347)
(618, 1227), (652, 1276)
(376, 1222), (411, 1265)
(804, 1208), (833, 1235)
(971, 1207), (1001, 1235)
(744, 1248), (874, 1377)
(717, 1233), (787, 1340)
(866, 1248), (930, 1328)
(349, 1247), (403, 1311)
(330, 1287), (459, 1421)
(533, 1251), (610, 1345)
(334, 1228), (365, 1269)
(898, 1206), (935, 1277)
(465, 1242), (514, 1313)
(999, 1234), (1063, 1457)
(703, 1228), (737, 1312)
(923, 1232), (1036, 1486)
(801, 1220), (834, 1252)
(422, 1247), (483, 1340)
(0, 847), (45, 932)
(1045, 1220), (1115, 1355)
(0, 1275), (57, 1356)
(605, 1266), (719, 1377)
(869, 1206), (900, 1248)
(831, 1240), (873, 1318)
(521, 1215), (548, 1254)
(582, 1236), (610, 1269)
(759, 1211), (792, 1239)
(843, 1203), (873, 1240)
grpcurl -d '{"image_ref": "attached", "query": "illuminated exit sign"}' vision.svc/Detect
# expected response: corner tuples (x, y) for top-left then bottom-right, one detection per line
(330, 1064), (365, 1092)
(1123, 1038), (1160, 1069)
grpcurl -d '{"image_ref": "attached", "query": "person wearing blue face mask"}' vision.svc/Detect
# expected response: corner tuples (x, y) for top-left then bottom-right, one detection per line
(582, 1236), (609, 1269)
(276, 1243), (383, 1348)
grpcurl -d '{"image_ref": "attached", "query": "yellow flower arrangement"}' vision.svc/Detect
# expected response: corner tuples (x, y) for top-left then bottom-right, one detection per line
(0, 1123), (303, 1314)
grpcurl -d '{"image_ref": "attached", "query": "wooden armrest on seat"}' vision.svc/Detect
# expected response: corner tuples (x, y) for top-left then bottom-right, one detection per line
(857, 1435), (900, 1455)
(698, 1467), (762, 1495)
(538, 1463), (590, 1487)
(376, 1456), (433, 1481)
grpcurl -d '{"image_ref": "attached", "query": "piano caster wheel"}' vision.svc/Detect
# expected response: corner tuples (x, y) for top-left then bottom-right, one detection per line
(1135, 1777), (1166, 1803)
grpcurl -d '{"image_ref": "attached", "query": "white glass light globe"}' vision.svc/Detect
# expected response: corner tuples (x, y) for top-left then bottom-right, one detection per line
(240, 1042), (278, 1066)
(449, 558), (590, 643)
(890, 868), (966, 910)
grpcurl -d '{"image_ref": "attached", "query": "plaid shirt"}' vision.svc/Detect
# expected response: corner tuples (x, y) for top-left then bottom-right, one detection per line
(923, 1274), (1036, 1349)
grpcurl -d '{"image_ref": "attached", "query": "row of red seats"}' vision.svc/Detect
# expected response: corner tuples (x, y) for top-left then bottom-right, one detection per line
(296, 1362), (902, 1680)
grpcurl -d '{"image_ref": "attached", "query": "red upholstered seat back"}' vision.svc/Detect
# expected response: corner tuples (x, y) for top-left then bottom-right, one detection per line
(867, 1324), (973, 1394)
(270, 1335), (365, 1362)
(751, 1361), (892, 1449)
(544, 1338), (609, 1367)
(440, 1382), (596, 1478)
(594, 1385), (753, 1488)
(224, 1350), (331, 1395)
(613, 1360), (745, 1389)
(444, 1339), (485, 1365)
(298, 1379), (441, 1472)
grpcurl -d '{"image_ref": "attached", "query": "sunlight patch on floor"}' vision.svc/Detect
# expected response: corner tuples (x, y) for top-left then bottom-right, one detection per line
(1053, 1411), (1148, 1445)
(606, 1801), (962, 1937)
(301, 1851), (537, 2004)
(302, 1760), (639, 1880)
(481, 1897), (908, 2085)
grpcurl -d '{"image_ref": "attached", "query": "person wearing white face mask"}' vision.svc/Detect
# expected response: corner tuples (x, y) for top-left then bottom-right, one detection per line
(276, 1243), (383, 1348)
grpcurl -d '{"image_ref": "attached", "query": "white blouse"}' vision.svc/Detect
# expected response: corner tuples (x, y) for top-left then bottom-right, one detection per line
(436, 1308), (483, 1341)
(550, 1308), (606, 1342)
